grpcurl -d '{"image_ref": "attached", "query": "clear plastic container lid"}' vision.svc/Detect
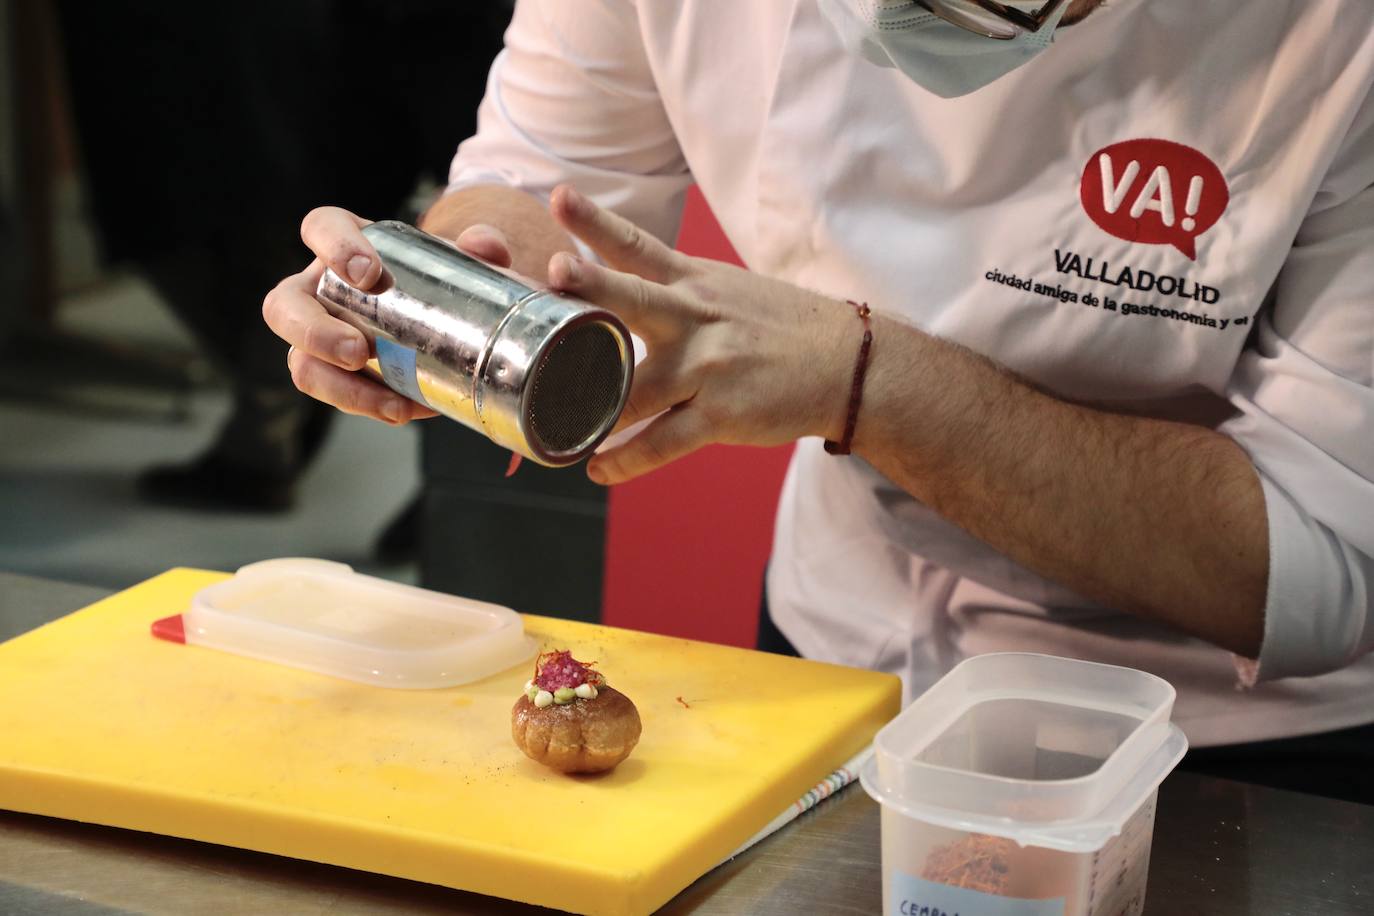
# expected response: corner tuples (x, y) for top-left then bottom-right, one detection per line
(860, 653), (1188, 852)
(182, 559), (537, 688)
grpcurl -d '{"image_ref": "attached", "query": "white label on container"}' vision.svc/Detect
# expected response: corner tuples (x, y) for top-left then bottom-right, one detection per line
(891, 873), (1065, 916)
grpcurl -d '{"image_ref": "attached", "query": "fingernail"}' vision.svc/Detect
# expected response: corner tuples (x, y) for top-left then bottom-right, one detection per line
(559, 253), (583, 284)
(346, 255), (372, 285)
(383, 399), (406, 423)
(587, 462), (607, 485)
(337, 338), (362, 366)
(564, 186), (589, 215)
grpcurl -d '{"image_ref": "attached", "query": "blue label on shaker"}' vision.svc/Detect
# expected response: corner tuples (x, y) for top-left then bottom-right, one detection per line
(890, 873), (1064, 916)
(375, 337), (430, 408)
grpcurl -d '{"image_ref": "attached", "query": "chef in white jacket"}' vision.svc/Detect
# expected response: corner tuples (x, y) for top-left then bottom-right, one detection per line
(263, 1), (1374, 800)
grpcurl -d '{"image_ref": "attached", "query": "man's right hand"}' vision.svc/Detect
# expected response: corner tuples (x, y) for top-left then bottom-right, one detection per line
(261, 206), (514, 425)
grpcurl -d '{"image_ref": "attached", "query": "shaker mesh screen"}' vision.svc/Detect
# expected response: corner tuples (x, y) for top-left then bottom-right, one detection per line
(526, 323), (625, 455)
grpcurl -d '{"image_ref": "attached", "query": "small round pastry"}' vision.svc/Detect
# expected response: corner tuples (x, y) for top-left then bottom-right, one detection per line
(511, 650), (641, 774)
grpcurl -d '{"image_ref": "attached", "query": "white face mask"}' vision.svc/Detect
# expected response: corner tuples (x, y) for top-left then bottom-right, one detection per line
(816, 0), (1071, 98)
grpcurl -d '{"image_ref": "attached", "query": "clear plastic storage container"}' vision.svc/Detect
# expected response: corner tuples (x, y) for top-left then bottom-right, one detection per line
(181, 559), (537, 688)
(860, 653), (1187, 916)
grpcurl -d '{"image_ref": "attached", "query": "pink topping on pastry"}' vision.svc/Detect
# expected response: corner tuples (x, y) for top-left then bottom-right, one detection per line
(533, 650), (604, 692)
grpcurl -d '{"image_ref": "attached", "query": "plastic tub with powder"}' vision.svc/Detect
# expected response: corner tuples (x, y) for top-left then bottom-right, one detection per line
(860, 653), (1187, 916)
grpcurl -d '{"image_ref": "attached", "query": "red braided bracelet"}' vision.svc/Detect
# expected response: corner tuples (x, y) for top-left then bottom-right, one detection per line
(823, 300), (872, 456)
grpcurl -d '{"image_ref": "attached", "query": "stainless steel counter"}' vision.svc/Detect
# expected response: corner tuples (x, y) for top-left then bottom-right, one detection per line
(3, 571), (1371, 915)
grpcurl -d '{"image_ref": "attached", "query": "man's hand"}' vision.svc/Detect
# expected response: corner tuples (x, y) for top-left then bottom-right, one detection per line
(543, 184), (858, 484)
(261, 197), (555, 425)
(542, 183), (1267, 658)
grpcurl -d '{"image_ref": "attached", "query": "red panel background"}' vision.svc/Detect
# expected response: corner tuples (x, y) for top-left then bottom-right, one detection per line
(600, 187), (794, 647)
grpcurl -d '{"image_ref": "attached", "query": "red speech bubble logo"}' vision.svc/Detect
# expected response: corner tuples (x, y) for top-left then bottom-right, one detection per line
(1079, 139), (1228, 260)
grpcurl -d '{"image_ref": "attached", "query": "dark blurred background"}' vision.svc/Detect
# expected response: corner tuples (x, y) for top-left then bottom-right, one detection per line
(0, 0), (524, 594)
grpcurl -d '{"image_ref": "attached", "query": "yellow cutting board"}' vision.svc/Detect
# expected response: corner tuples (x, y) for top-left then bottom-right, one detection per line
(0, 569), (899, 915)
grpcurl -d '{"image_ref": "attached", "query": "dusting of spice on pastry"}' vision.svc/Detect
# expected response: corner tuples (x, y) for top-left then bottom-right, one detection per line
(511, 650), (641, 774)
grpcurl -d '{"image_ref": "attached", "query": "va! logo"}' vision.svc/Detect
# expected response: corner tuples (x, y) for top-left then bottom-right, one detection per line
(1079, 139), (1229, 260)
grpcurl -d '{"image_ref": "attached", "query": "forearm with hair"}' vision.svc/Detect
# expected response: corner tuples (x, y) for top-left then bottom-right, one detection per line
(852, 316), (1268, 657)
(418, 184), (577, 283)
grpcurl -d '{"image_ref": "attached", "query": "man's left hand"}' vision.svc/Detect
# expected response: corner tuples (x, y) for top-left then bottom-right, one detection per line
(545, 184), (857, 485)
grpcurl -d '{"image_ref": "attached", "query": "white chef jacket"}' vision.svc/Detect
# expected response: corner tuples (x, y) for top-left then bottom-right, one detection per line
(450, 0), (1374, 746)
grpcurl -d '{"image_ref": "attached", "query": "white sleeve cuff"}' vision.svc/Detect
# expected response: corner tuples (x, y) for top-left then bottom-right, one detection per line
(1238, 474), (1373, 684)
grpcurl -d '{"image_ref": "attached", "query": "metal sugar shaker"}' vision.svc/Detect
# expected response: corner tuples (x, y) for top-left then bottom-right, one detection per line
(315, 221), (634, 467)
